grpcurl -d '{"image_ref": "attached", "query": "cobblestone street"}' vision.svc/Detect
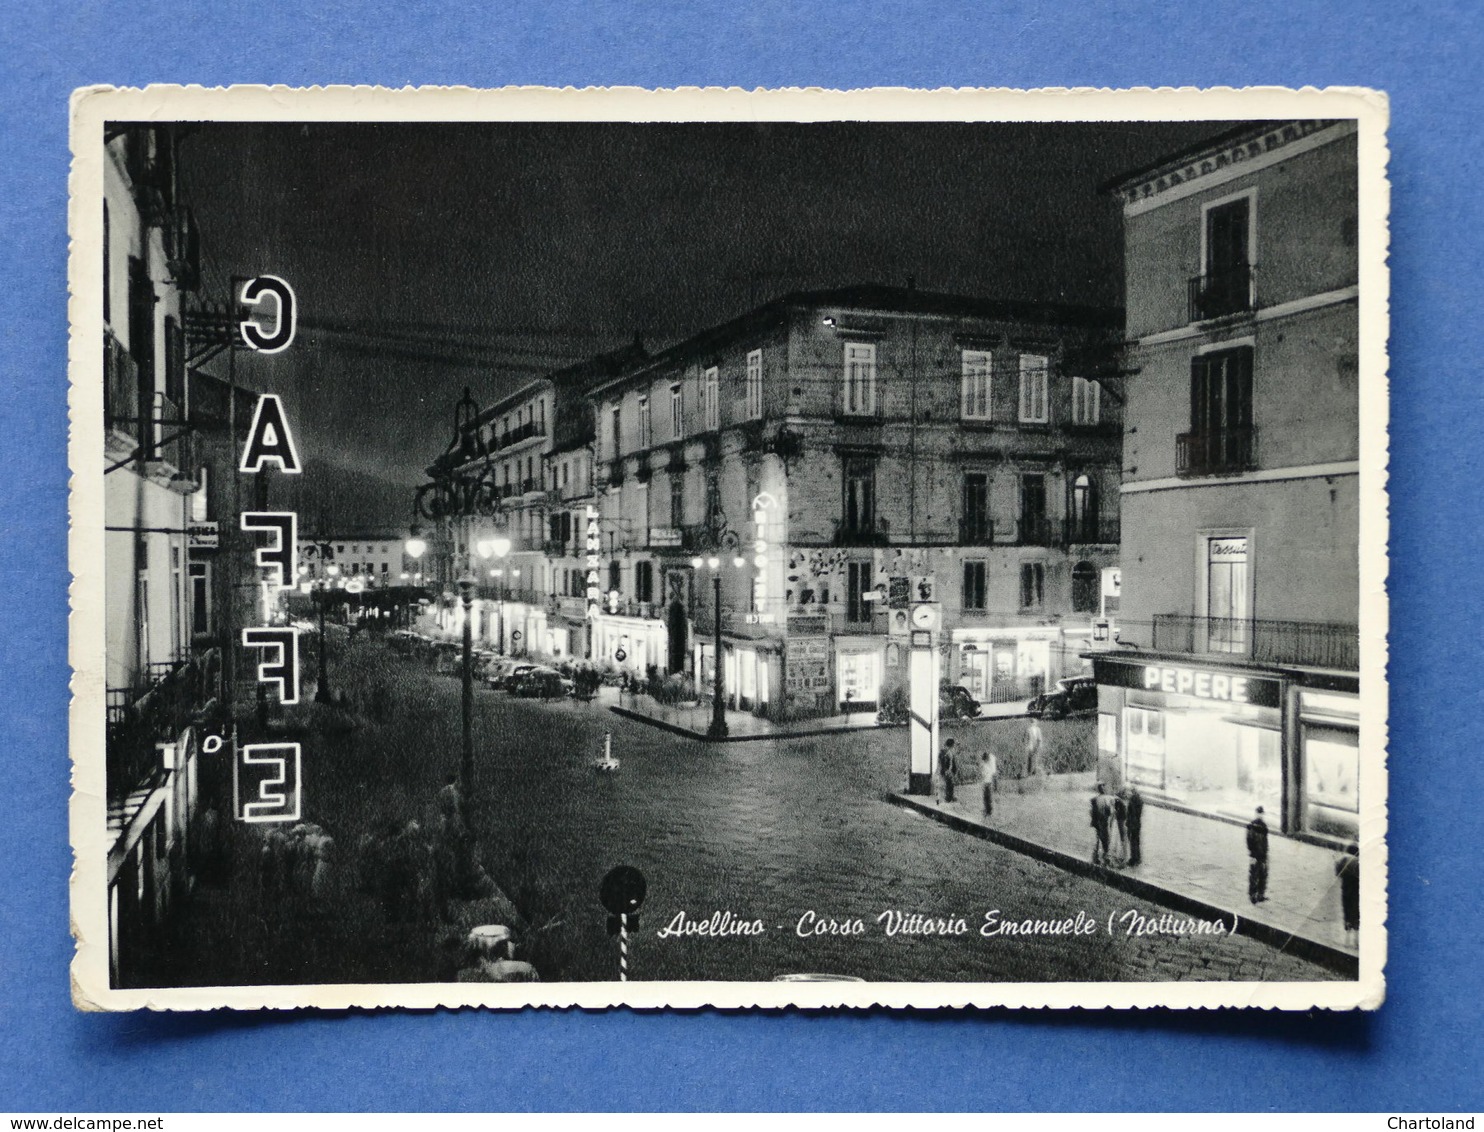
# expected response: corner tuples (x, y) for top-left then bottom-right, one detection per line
(165, 636), (1340, 986)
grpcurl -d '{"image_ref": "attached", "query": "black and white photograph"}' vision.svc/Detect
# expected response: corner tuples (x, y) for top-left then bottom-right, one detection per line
(69, 86), (1388, 1011)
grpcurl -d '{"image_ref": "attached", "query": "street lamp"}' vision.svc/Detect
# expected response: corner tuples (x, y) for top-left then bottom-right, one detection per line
(693, 554), (744, 739)
(315, 561), (340, 704)
(480, 536), (511, 653)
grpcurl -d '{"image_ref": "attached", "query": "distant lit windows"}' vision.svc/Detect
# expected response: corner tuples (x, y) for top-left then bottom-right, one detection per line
(842, 342), (876, 416)
(1072, 377), (1101, 426)
(637, 395), (651, 449)
(961, 350), (993, 420)
(1019, 561), (1045, 609)
(745, 349), (763, 420)
(703, 366), (720, 431)
(1018, 354), (1049, 423)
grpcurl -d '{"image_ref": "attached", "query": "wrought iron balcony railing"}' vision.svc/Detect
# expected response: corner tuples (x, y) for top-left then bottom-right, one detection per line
(1176, 426), (1258, 477)
(1151, 613), (1358, 671)
(1064, 516), (1121, 545)
(1188, 263), (1255, 322)
(106, 656), (210, 804)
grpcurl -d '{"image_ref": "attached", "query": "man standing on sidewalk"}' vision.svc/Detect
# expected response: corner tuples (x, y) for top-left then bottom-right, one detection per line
(939, 738), (957, 804)
(980, 751), (998, 817)
(1090, 783), (1114, 865)
(1025, 717), (1044, 776)
(1246, 806), (1270, 904)
(1123, 785), (1144, 867)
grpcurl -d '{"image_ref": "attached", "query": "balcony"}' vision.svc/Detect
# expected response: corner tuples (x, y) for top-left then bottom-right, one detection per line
(106, 656), (212, 804)
(958, 518), (995, 547)
(1064, 516), (1120, 545)
(1012, 515), (1060, 547)
(1176, 426), (1258, 477)
(832, 519), (890, 548)
(520, 478), (539, 495)
(493, 419), (545, 452)
(1152, 614), (1359, 671)
(1188, 263), (1255, 323)
(542, 539), (573, 557)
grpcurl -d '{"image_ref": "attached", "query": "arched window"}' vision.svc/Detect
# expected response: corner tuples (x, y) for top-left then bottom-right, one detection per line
(1071, 474), (1099, 542)
(1072, 560), (1099, 614)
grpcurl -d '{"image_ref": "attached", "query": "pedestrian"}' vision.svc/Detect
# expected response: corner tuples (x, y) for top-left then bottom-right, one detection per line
(1111, 790), (1129, 866)
(980, 751), (998, 818)
(939, 738), (957, 804)
(1246, 806), (1270, 904)
(1025, 717), (1044, 776)
(1090, 783), (1114, 865)
(1123, 785), (1144, 867)
(1336, 842), (1360, 946)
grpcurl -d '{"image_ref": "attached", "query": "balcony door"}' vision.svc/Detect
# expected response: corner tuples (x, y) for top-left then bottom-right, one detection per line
(1205, 535), (1250, 654)
(1189, 347), (1254, 473)
(1203, 195), (1252, 315)
(1019, 474), (1046, 544)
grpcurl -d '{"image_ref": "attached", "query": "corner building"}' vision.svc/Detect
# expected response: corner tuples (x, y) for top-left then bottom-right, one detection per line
(588, 285), (1122, 718)
(1096, 120), (1361, 843)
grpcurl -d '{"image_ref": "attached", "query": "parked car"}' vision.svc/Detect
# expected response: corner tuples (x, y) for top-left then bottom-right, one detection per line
(1029, 675), (1097, 719)
(510, 668), (575, 700)
(486, 661), (534, 690)
(939, 683), (983, 720)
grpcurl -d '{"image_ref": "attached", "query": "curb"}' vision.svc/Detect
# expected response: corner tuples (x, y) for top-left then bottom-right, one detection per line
(608, 704), (1035, 744)
(608, 704), (885, 743)
(888, 792), (1358, 977)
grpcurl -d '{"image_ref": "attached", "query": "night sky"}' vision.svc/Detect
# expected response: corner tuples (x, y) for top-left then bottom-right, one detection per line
(175, 119), (1225, 507)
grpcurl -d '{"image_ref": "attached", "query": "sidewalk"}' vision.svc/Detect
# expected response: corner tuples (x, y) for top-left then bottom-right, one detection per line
(891, 778), (1359, 975)
(608, 690), (1030, 743)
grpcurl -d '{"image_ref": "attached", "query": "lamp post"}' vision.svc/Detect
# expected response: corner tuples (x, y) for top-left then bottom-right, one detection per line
(692, 553), (745, 739)
(404, 525), (427, 631)
(479, 536), (511, 653)
(458, 570), (476, 821)
(315, 562), (340, 704)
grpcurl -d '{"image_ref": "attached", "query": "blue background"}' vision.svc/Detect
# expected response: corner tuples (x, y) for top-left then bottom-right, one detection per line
(2, 0), (1478, 1113)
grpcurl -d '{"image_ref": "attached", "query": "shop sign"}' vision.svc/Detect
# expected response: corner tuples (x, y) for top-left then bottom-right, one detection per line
(751, 492), (777, 616)
(787, 613), (827, 635)
(188, 520), (219, 549)
(785, 636), (830, 693)
(648, 527), (683, 548)
(1094, 657), (1280, 708)
(585, 505), (602, 618)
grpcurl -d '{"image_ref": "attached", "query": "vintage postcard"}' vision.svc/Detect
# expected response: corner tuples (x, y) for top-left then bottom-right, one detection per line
(68, 85), (1388, 1011)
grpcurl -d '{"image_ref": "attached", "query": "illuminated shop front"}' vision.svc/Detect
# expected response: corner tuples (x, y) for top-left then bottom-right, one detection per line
(1093, 654), (1359, 841)
(835, 640), (882, 712)
(950, 627), (1058, 705)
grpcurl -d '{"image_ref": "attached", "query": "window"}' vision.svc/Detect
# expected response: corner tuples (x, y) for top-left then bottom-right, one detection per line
(1200, 194), (1253, 317)
(1019, 562), (1045, 609)
(745, 349), (763, 419)
(961, 350), (993, 420)
(703, 366), (719, 431)
(637, 395), (651, 449)
(705, 468), (721, 530)
(1071, 377), (1101, 426)
(190, 465), (210, 522)
(635, 560), (654, 604)
(670, 476), (685, 529)
(189, 560), (211, 636)
(1184, 346), (1255, 475)
(842, 455), (876, 536)
(846, 561), (873, 623)
(670, 383), (683, 439)
(608, 560), (622, 594)
(1206, 535), (1250, 653)
(962, 560), (987, 611)
(1069, 473), (1099, 541)
(962, 473), (990, 543)
(1018, 354), (1049, 423)
(1072, 560), (1098, 613)
(610, 407), (622, 459)
(1019, 474), (1047, 545)
(842, 342), (876, 416)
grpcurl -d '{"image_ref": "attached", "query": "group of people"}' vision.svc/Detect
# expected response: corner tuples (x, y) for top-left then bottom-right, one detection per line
(935, 722), (1044, 815)
(1088, 783), (1144, 868)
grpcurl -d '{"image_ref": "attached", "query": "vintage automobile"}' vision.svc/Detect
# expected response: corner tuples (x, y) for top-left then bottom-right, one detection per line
(1028, 675), (1098, 719)
(510, 668), (575, 700)
(939, 683), (983, 720)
